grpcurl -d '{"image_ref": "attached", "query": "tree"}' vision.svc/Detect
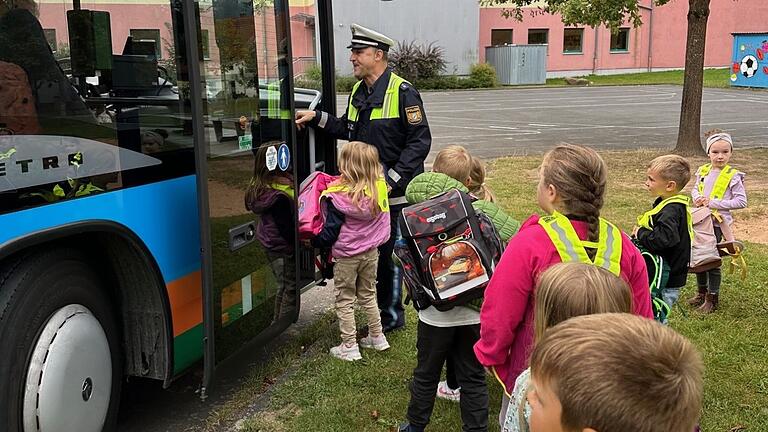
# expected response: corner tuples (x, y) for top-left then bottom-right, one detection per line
(481, 0), (710, 155)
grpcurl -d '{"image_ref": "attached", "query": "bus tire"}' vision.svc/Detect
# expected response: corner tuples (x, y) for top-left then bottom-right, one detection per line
(0, 249), (122, 432)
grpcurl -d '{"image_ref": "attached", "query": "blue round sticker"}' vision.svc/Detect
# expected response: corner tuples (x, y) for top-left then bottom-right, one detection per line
(278, 143), (290, 171)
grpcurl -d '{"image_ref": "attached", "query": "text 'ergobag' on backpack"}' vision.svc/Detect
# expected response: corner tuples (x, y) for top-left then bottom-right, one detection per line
(395, 189), (503, 311)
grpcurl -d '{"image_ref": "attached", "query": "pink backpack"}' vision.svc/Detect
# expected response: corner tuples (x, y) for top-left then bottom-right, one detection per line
(298, 171), (338, 240)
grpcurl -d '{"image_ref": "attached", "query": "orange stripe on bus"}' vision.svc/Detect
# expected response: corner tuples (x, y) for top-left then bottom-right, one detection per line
(166, 271), (203, 337)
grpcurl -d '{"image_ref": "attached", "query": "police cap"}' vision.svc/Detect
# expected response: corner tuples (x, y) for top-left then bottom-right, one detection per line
(347, 23), (395, 52)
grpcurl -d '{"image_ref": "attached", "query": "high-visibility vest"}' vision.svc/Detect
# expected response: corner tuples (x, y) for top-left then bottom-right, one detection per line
(636, 194), (694, 240)
(270, 182), (295, 199)
(538, 211), (622, 276)
(697, 163), (737, 201)
(346, 73), (408, 122)
(321, 178), (390, 212)
(266, 80), (292, 120)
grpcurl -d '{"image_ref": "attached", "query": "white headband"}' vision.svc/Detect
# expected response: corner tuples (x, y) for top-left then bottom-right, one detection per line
(705, 132), (733, 153)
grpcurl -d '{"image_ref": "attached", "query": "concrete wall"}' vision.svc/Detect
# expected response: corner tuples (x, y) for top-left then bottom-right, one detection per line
(330, 0), (479, 76)
(480, 0), (768, 75)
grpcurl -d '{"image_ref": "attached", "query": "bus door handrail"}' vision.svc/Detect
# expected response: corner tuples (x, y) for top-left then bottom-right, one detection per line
(294, 88), (322, 172)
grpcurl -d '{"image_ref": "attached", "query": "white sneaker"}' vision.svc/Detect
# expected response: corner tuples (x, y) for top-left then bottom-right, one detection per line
(436, 380), (461, 402)
(359, 334), (390, 351)
(330, 342), (362, 361)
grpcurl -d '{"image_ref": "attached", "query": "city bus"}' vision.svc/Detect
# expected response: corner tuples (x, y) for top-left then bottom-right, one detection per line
(0, 0), (338, 429)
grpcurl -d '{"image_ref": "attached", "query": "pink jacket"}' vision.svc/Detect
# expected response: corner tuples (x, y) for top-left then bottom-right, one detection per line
(474, 215), (653, 395)
(324, 190), (390, 258)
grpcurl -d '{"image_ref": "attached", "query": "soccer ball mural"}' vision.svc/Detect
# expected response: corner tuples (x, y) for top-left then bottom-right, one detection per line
(740, 55), (759, 78)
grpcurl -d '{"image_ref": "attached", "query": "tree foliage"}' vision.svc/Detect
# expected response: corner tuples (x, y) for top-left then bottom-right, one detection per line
(480, 0), (672, 30)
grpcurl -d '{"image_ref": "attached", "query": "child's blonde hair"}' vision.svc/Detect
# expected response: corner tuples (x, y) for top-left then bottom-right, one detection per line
(530, 313), (704, 432)
(533, 262), (632, 342)
(468, 156), (497, 203)
(338, 141), (383, 215)
(647, 154), (691, 191)
(540, 144), (607, 259)
(432, 145), (472, 185)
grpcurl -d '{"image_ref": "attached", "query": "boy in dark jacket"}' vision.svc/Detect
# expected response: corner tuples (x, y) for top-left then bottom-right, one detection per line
(633, 154), (693, 311)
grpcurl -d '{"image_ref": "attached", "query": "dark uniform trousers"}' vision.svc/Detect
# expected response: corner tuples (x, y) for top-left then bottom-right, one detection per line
(310, 68), (431, 331)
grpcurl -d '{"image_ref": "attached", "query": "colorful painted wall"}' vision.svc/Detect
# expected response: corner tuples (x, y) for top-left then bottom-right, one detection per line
(480, 0), (768, 77)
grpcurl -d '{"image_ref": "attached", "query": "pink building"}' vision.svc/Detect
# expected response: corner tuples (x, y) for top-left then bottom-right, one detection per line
(480, 0), (768, 77)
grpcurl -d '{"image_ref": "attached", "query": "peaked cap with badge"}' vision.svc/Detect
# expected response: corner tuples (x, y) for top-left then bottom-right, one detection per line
(347, 23), (396, 52)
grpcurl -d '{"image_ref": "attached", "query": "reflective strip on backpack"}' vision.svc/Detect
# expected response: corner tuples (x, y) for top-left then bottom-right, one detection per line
(539, 211), (622, 276)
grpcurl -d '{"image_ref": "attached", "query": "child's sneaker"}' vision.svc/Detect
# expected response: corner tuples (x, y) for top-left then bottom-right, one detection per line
(436, 380), (461, 402)
(359, 334), (390, 351)
(329, 342), (362, 361)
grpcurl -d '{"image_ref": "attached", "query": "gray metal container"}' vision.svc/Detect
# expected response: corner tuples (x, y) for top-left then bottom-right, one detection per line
(485, 45), (547, 85)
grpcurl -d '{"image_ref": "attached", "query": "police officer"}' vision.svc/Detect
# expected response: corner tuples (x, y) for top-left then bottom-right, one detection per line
(296, 24), (431, 332)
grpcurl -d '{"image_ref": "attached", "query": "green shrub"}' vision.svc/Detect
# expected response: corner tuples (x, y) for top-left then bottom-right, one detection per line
(390, 41), (447, 82)
(304, 64), (322, 82)
(335, 76), (358, 93)
(469, 63), (497, 87)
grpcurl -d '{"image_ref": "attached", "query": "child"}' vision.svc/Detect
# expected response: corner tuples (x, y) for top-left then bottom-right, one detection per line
(245, 143), (297, 322)
(687, 130), (747, 313)
(502, 261), (633, 432)
(474, 144), (653, 428)
(399, 145), (518, 431)
(311, 141), (391, 361)
(632, 154), (692, 312)
(468, 156), (497, 203)
(527, 313), (704, 432)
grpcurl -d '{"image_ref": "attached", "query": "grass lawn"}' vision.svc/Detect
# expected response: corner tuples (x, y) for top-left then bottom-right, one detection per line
(545, 68), (733, 89)
(209, 149), (768, 432)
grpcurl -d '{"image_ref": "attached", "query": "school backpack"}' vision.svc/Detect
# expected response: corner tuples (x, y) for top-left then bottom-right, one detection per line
(0, 61), (41, 135)
(632, 239), (671, 323)
(394, 189), (503, 311)
(689, 206), (722, 273)
(297, 171), (338, 240)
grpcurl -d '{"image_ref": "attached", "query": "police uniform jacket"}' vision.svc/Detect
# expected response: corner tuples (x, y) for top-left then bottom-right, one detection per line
(310, 68), (431, 206)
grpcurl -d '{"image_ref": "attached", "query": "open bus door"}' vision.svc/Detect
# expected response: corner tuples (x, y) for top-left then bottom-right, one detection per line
(190, 0), (337, 396)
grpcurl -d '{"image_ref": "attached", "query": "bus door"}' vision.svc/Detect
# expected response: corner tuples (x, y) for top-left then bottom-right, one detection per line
(191, 0), (334, 393)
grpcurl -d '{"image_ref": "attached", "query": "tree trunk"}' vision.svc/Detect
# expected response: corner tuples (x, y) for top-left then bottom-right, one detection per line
(674, 0), (710, 156)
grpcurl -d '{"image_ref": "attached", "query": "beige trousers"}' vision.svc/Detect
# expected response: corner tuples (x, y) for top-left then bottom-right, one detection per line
(333, 248), (383, 344)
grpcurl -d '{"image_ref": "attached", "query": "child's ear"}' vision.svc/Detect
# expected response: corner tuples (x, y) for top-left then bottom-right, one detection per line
(464, 177), (472, 187)
(666, 180), (678, 192)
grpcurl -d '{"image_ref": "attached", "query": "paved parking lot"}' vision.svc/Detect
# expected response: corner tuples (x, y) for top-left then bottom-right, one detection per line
(339, 84), (768, 161)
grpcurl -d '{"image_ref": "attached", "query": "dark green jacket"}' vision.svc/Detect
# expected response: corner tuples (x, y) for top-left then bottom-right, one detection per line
(405, 172), (520, 242)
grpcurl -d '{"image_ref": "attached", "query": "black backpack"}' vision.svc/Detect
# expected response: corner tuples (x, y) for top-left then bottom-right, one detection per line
(394, 189), (503, 311)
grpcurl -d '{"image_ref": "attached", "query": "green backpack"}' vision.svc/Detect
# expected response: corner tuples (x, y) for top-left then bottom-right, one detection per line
(633, 240), (671, 323)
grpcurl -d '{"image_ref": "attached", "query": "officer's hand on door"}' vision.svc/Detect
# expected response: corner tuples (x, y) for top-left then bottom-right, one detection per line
(295, 110), (316, 130)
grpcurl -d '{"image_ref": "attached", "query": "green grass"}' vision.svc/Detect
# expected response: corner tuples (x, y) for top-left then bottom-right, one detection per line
(211, 149), (768, 432)
(545, 68), (732, 88)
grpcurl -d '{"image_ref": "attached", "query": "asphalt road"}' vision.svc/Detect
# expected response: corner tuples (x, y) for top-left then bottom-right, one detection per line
(119, 84), (767, 431)
(336, 84), (768, 161)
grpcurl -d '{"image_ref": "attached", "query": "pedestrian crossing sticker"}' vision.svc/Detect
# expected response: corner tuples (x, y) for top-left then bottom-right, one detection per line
(278, 143), (290, 171)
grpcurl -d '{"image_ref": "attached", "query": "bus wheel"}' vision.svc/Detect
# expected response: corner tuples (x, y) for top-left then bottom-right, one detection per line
(0, 249), (122, 432)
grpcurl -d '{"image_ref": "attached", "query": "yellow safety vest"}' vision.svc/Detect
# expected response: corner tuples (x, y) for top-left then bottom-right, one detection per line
(636, 194), (694, 240)
(267, 80), (292, 120)
(346, 73), (408, 122)
(538, 211), (622, 276)
(321, 178), (390, 212)
(697, 163), (737, 201)
(270, 182), (295, 199)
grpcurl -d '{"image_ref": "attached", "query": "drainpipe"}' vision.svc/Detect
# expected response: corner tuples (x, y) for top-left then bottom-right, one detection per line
(592, 26), (599, 74)
(639, 2), (654, 72)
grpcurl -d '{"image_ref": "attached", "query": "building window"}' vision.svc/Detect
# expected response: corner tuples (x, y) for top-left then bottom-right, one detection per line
(43, 28), (57, 52)
(201, 29), (210, 60)
(527, 29), (548, 45)
(130, 29), (162, 58)
(563, 28), (583, 53)
(491, 29), (513, 46)
(610, 28), (630, 52)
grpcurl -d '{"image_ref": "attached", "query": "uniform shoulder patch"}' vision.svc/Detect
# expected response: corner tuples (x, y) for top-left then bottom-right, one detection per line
(405, 105), (423, 125)
(400, 82), (410, 91)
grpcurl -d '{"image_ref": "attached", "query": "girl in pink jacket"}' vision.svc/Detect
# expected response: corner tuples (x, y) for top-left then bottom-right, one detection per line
(473, 144), (654, 427)
(311, 141), (392, 361)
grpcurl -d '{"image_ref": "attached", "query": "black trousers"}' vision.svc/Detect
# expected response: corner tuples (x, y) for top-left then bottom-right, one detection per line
(406, 321), (488, 432)
(377, 204), (405, 330)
